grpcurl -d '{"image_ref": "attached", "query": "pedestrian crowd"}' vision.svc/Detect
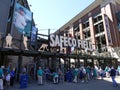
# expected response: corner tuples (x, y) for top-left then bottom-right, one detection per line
(0, 65), (15, 90)
(0, 65), (120, 90)
(37, 65), (119, 87)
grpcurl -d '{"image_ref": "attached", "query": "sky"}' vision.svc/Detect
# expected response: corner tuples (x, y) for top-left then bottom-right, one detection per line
(28, 0), (95, 35)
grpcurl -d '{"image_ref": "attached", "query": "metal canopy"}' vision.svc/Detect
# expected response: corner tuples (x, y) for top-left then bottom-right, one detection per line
(0, 47), (116, 60)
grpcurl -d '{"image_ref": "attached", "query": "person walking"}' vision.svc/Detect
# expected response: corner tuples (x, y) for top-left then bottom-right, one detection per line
(37, 67), (44, 85)
(73, 68), (79, 83)
(10, 68), (15, 87)
(117, 65), (120, 75)
(52, 71), (59, 84)
(5, 73), (11, 88)
(0, 66), (4, 90)
(66, 69), (72, 82)
(105, 66), (110, 78)
(99, 67), (104, 80)
(110, 66), (118, 87)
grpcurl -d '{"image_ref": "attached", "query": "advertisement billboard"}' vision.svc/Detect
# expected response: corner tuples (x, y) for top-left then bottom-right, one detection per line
(116, 12), (120, 32)
(12, 3), (32, 38)
(104, 15), (112, 45)
(31, 26), (37, 45)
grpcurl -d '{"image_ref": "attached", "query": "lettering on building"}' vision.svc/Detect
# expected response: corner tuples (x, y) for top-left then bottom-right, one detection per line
(50, 34), (93, 51)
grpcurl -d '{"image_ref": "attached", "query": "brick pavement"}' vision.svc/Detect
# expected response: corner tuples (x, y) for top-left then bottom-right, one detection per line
(6, 76), (120, 90)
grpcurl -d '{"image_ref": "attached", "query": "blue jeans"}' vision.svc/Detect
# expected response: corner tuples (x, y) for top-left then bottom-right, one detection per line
(111, 76), (117, 87)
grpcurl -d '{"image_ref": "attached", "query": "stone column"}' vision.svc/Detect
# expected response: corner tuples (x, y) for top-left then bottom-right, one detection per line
(79, 22), (83, 40)
(17, 55), (23, 81)
(69, 24), (74, 37)
(101, 3), (116, 46)
(89, 17), (96, 49)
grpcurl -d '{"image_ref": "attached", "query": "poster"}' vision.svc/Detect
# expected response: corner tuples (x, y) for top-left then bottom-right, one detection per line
(31, 26), (37, 45)
(104, 15), (112, 45)
(12, 3), (32, 37)
(116, 12), (120, 32)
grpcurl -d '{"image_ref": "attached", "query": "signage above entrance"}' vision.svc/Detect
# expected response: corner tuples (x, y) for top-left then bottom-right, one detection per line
(50, 34), (93, 51)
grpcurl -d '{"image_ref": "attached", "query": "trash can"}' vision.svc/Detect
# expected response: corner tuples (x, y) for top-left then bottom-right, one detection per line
(20, 74), (28, 88)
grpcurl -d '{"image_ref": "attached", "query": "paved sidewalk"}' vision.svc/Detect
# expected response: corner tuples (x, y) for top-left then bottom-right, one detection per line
(6, 76), (120, 90)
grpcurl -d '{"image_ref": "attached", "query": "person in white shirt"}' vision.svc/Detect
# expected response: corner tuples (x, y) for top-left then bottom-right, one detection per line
(6, 73), (11, 87)
(13, 7), (27, 33)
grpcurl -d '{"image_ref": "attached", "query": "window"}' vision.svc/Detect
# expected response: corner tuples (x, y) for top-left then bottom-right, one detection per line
(74, 32), (80, 39)
(96, 35), (106, 53)
(83, 30), (90, 38)
(95, 22), (104, 34)
(73, 26), (79, 32)
(83, 21), (89, 29)
(93, 15), (102, 23)
(73, 23), (80, 39)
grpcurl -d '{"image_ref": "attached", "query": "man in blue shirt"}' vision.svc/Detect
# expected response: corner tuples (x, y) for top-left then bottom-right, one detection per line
(110, 66), (118, 87)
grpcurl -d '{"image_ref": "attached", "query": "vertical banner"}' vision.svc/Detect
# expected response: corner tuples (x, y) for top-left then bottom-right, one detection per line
(116, 12), (120, 32)
(31, 26), (37, 45)
(12, 3), (32, 38)
(104, 15), (112, 45)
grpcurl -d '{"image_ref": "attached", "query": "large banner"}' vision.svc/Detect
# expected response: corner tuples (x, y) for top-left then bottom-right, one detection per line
(104, 15), (112, 45)
(12, 3), (32, 37)
(116, 12), (120, 32)
(31, 26), (37, 45)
